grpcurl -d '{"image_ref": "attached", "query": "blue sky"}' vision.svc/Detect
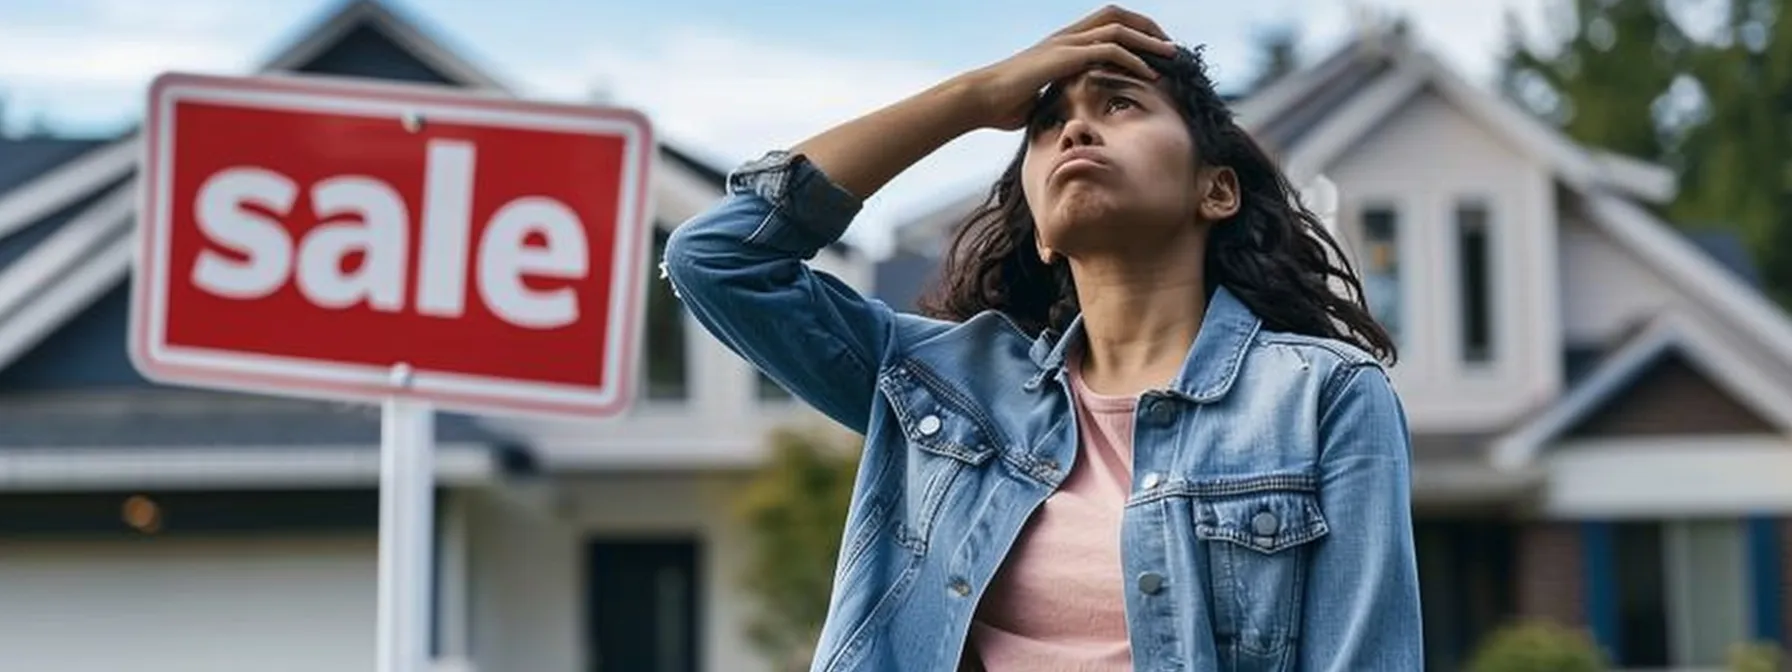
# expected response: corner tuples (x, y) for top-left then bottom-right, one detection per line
(0, 0), (1555, 253)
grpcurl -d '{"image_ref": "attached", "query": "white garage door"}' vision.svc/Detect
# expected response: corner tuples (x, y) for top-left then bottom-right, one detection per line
(0, 534), (378, 672)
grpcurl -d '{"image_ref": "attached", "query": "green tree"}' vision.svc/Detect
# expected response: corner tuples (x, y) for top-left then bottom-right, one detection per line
(1672, 0), (1792, 306)
(1499, 0), (1792, 308)
(1497, 0), (1696, 163)
(731, 424), (862, 672)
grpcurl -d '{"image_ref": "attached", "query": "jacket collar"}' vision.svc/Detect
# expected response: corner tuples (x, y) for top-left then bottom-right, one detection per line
(1026, 285), (1262, 402)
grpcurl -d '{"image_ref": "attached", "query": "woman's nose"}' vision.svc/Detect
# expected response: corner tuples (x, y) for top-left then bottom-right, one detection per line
(1058, 117), (1098, 149)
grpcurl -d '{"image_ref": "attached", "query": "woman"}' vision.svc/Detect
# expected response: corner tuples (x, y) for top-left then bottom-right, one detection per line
(663, 6), (1423, 671)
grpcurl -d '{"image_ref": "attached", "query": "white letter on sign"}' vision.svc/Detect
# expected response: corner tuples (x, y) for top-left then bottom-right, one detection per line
(192, 167), (296, 299)
(478, 197), (588, 329)
(416, 139), (475, 318)
(298, 176), (409, 311)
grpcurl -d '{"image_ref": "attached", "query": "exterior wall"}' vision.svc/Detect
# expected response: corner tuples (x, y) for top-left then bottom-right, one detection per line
(464, 486), (582, 672)
(1327, 89), (1562, 433)
(1515, 522), (1585, 627)
(564, 472), (771, 672)
(0, 533), (379, 672)
(1541, 437), (1792, 519)
(1556, 211), (1792, 404)
(1558, 214), (1681, 345)
(464, 472), (775, 672)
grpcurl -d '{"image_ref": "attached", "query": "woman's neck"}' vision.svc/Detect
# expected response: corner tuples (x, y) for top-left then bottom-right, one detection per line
(1067, 242), (1208, 398)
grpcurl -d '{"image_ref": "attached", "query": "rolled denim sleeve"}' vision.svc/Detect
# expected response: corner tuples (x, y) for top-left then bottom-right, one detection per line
(1298, 363), (1425, 671)
(661, 151), (895, 433)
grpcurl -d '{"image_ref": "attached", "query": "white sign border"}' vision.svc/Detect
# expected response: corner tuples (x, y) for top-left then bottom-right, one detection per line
(129, 71), (655, 420)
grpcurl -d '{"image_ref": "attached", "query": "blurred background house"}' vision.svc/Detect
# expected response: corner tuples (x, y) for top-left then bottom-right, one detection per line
(2, 1), (1790, 671)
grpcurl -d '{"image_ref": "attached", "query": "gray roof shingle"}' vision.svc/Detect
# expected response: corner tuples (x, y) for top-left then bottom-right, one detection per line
(0, 388), (519, 449)
(0, 137), (112, 197)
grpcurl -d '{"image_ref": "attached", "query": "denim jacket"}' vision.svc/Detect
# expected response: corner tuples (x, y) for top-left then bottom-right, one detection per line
(662, 151), (1424, 672)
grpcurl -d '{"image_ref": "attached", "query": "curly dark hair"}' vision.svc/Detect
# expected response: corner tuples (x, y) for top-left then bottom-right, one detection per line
(914, 45), (1397, 365)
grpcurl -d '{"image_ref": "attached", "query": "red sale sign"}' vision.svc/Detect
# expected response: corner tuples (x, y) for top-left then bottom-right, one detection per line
(130, 72), (654, 418)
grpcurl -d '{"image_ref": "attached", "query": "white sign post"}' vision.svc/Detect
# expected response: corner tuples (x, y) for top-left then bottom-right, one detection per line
(378, 364), (434, 672)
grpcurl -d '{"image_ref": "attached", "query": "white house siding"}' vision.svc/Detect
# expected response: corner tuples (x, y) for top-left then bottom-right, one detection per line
(1558, 213), (1681, 345)
(1542, 436), (1792, 519)
(464, 472), (775, 672)
(464, 485), (582, 672)
(1558, 212), (1792, 398)
(0, 534), (378, 672)
(1327, 89), (1562, 433)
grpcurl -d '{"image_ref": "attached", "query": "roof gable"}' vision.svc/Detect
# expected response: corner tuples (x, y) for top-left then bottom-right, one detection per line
(1567, 350), (1778, 438)
(1492, 313), (1792, 468)
(0, 139), (110, 198)
(258, 0), (504, 91)
(290, 22), (462, 87)
(1236, 26), (1792, 417)
(0, 282), (147, 391)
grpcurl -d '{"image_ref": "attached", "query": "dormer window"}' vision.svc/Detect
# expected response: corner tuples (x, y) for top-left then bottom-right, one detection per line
(647, 227), (687, 400)
(1456, 200), (1494, 365)
(1360, 204), (1403, 346)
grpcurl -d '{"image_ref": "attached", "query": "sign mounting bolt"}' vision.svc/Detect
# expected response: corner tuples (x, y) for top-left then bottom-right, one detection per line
(401, 111), (424, 133)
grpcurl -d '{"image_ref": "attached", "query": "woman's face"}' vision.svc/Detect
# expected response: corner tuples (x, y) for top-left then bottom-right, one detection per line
(1017, 68), (1240, 265)
(1019, 68), (1228, 262)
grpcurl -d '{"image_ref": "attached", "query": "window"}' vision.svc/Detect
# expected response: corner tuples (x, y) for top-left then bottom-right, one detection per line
(646, 227), (687, 400)
(1456, 202), (1494, 364)
(1610, 520), (1750, 668)
(1360, 206), (1402, 345)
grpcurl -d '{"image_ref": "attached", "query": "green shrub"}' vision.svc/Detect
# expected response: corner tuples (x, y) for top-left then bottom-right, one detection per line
(732, 425), (863, 672)
(1465, 621), (1607, 672)
(1729, 641), (1783, 672)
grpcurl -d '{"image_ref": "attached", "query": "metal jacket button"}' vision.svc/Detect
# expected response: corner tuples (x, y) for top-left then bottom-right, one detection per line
(1142, 398), (1176, 425)
(1137, 572), (1166, 595)
(1252, 510), (1281, 536)
(918, 414), (942, 436)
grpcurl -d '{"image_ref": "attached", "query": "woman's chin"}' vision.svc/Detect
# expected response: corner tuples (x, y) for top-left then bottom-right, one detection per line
(1046, 186), (1124, 229)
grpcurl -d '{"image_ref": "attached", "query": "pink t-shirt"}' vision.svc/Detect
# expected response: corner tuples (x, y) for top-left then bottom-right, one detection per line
(964, 354), (1137, 671)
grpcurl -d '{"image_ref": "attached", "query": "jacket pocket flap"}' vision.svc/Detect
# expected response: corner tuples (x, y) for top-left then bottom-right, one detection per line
(877, 365), (997, 465)
(1193, 476), (1329, 554)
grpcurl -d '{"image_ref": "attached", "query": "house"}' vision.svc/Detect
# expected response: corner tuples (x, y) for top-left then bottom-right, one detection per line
(0, 2), (869, 671)
(876, 26), (1792, 672)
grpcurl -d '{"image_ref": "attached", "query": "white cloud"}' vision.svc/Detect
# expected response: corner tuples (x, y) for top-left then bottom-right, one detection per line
(83, 0), (280, 33)
(0, 0), (305, 134)
(0, 29), (249, 88)
(0, 0), (310, 88)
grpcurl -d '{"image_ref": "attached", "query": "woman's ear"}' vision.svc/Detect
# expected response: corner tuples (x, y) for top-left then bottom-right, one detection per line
(1035, 234), (1058, 264)
(1198, 166), (1241, 221)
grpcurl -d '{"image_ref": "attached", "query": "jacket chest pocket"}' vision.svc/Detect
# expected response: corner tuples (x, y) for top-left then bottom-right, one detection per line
(1192, 473), (1329, 663)
(877, 365), (998, 555)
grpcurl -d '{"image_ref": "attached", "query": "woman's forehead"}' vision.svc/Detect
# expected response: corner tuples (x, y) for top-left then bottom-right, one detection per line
(1038, 65), (1173, 106)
